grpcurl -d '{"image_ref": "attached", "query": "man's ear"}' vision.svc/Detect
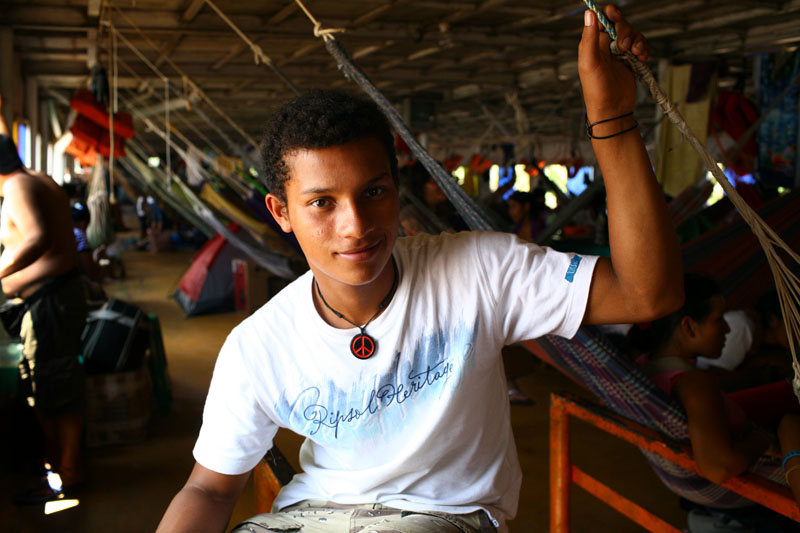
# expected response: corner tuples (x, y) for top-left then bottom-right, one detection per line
(265, 193), (292, 233)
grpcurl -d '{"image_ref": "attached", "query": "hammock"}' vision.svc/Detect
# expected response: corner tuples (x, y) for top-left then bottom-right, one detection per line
(528, 191), (800, 508)
(532, 327), (786, 508)
(121, 145), (296, 279)
(684, 188), (800, 309)
(199, 182), (298, 257)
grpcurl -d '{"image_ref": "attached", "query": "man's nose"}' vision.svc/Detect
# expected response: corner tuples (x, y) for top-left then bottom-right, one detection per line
(338, 200), (370, 238)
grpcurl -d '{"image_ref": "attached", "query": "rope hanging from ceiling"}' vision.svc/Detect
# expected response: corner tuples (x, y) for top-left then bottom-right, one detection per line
(109, 3), (260, 152)
(203, 0), (303, 96)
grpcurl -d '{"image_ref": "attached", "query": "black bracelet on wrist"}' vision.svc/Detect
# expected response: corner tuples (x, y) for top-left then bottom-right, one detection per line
(585, 112), (638, 140)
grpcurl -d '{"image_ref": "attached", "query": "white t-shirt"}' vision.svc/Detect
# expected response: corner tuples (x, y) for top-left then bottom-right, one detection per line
(193, 231), (598, 530)
(697, 310), (755, 371)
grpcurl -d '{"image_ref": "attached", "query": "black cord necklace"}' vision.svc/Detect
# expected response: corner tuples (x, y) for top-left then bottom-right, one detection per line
(314, 259), (398, 360)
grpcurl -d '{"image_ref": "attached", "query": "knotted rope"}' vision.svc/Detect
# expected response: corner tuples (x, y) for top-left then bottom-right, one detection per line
(293, 0), (346, 42)
(583, 0), (800, 401)
(203, 0), (302, 95)
(108, 4), (261, 149)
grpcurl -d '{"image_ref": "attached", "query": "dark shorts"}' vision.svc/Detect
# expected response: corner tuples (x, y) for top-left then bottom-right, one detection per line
(19, 273), (88, 418)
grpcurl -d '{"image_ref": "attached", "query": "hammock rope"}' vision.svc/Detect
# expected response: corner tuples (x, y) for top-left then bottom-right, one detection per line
(117, 58), (259, 200)
(582, 0), (800, 400)
(108, 14), (117, 203)
(113, 37), (260, 185)
(202, 0), (303, 96)
(293, 0), (346, 42)
(108, 4), (259, 149)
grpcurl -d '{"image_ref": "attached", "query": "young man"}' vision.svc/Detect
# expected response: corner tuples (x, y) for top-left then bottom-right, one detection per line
(0, 93), (89, 502)
(158, 6), (682, 532)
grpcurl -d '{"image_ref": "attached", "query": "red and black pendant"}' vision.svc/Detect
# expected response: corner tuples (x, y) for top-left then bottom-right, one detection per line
(350, 333), (376, 359)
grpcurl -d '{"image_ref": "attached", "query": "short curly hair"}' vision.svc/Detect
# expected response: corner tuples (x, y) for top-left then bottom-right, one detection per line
(260, 89), (398, 204)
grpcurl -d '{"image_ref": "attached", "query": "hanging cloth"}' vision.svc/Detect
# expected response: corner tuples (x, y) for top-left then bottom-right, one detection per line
(654, 64), (716, 198)
(86, 158), (115, 249)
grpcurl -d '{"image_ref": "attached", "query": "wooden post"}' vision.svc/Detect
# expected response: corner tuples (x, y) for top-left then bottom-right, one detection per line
(0, 27), (15, 131)
(550, 394), (571, 533)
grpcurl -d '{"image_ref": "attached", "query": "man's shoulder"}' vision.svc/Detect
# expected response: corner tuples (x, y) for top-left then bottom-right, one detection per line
(397, 230), (523, 259)
(235, 271), (311, 329)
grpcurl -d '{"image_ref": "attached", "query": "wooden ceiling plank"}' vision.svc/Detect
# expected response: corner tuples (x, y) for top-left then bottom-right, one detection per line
(266, 2), (299, 25)
(154, 35), (184, 68)
(87, 0), (101, 18)
(210, 42), (247, 71)
(276, 42), (321, 67)
(352, 3), (394, 27)
(687, 7), (780, 31)
(182, 0), (206, 22)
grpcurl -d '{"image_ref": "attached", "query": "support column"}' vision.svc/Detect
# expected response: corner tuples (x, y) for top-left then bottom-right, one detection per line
(40, 98), (51, 175)
(25, 76), (39, 170)
(0, 27), (14, 131)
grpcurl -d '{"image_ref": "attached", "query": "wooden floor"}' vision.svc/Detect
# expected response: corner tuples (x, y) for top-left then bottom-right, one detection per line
(0, 228), (686, 532)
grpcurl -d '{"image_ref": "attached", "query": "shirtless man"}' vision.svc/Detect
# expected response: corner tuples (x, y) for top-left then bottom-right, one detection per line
(0, 93), (89, 502)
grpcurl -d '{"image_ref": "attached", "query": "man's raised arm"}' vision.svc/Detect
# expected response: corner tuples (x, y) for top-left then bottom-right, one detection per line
(579, 5), (683, 325)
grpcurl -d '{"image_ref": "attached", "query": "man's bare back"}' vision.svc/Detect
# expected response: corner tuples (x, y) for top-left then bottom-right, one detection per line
(0, 168), (78, 296)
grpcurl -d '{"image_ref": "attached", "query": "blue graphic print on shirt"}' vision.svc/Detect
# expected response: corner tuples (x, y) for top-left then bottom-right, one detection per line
(274, 318), (479, 445)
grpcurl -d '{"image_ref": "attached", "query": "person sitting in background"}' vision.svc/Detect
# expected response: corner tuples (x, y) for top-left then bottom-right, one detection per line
(71, 201), (103, 283)
(136, 195), (148, 239)
(632, 274), (800, 498)
(697, 290), (792, 388)
(507, 189), (549, 242)
(71, 202), (126, 282)
(398, 161), (466, 236)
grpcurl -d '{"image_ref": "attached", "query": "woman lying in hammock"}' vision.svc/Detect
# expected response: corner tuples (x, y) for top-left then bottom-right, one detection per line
(631, 273), (800, 503)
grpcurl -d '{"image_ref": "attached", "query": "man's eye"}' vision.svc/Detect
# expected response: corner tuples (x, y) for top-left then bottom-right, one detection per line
(310, 198), (329, 208)
(365, 187), (385, 198)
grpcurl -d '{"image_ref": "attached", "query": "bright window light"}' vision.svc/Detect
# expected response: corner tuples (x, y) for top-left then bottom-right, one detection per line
(452, 166), (466, 186)
(544, 164), (569, 195)
(567, 166), (594, 196)
(513, 164), (531, 192)
(489, 164), (500, 191)
(544, 191), (558, 210)
(44, 498), (79, 515)
(148, 156), (160, 168)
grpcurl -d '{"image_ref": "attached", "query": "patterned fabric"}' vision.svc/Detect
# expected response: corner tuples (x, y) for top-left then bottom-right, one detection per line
(681, 188), (800, 309)
(536, 326), (785, 508)
(757, 50), (800, 188)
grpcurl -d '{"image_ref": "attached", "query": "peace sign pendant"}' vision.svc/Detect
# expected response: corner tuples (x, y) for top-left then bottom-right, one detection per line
(350, 333), (376, 359)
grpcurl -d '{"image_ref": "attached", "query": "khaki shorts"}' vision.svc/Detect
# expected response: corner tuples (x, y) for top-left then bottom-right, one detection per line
(230, 500), (494, 533)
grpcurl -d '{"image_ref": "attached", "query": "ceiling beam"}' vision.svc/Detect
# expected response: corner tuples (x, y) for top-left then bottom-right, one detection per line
(210, 42), (246, 71)
(182, 0), (206, 22)
(154, 35), (184, 68)
(265, 2), (299, 25)
(87, 0), (101, 18)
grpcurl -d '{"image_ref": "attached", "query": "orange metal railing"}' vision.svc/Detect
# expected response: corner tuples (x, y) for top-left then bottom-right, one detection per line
(549, 393), (800, 532)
